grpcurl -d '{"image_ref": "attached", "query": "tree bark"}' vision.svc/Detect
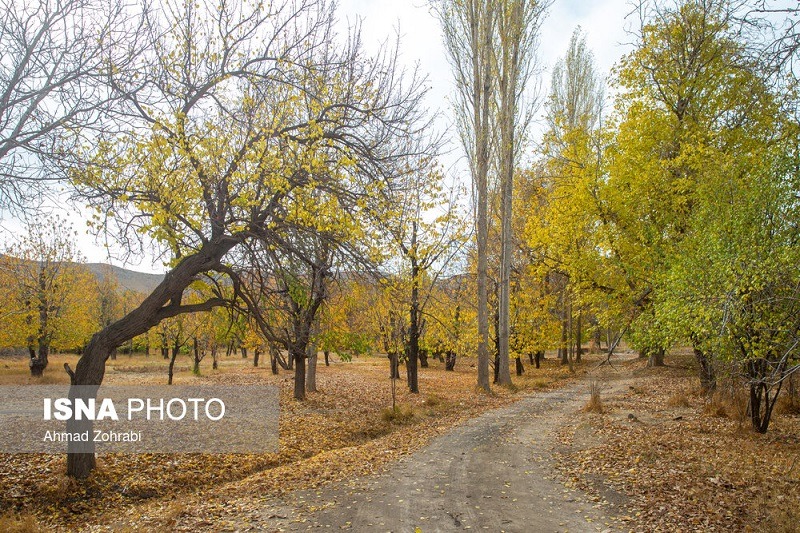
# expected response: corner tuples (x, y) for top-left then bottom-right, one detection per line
(293, 347), (306, 401)
(515, 356), (524, 375)
(306, 339), (317, 393)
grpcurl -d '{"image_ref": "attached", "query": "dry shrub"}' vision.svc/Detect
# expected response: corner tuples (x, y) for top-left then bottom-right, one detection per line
(423, 394), (441, 407)
(0, 513), (42, 533)
(667, 392), (691, 408)
(704, 386), (748, 422)
(381, 404), (414, 424)
(583, 380), (604, 414)
(775, 374), (800, 416)
(530, 377), (550, 389)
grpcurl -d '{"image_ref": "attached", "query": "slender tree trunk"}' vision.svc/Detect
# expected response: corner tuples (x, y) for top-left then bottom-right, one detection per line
(575, 310), (582, 363)
(474, 1), (494, 394)
(494, 299), (500, 383)
(560, 312), (569, 365)
(240, 346), (247, 359)
(193, 337), (200, 374)
(515, 356), (524, 375)
(324, 350), (330, 366)
(211, 345), (218, 370)
(407, 257), (420, 394)
(253, 347), (260, 368)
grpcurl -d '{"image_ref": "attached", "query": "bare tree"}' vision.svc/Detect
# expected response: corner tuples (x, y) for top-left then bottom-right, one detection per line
(0, 0), (139, 209)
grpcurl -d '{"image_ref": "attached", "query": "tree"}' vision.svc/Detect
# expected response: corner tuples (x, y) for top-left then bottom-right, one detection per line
(524, 28), (605, 370)
(494, 0), (549, 386)
(435, 0), (496, 391)
(0, 218), (97, 375)
(63, 0), (433, 478)
(0, 0), (139, 209)
(383, 165), (467, 393)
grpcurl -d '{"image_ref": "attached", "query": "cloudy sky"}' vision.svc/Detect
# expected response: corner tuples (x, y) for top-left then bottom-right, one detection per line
(2, 0), (638, 274)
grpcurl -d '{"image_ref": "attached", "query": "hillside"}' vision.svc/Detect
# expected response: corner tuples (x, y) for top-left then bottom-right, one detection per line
(84, 263), (164, 294)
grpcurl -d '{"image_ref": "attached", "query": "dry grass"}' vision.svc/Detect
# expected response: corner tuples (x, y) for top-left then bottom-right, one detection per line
(381, 403), (415, 423)
(0, 513), (43, 533)
(583, 380), (604, 413)
(703, 384), (749, 423)
(666, 392), (691, 408)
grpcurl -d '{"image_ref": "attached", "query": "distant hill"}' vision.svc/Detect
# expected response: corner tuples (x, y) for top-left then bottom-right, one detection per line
(85, 263), (164, 294)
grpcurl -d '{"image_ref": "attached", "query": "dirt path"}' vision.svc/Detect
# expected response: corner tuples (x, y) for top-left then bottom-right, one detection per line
(254, 369), (634, 533)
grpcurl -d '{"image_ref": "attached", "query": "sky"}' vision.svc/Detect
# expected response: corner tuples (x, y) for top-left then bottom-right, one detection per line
(0, 0), (636, 275)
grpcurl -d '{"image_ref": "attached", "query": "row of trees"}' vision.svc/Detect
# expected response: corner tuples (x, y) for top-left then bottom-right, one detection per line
(520, 0), (800, 434)
(2, 0), (800, 477)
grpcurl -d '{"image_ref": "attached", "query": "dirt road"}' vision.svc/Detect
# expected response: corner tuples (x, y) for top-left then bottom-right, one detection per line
(260, 377), (627, 532)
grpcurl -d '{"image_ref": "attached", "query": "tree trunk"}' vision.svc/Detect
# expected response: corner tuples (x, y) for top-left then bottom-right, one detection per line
(388, 352), (400, 379)
(306, 345), (317, 393)
(493, 300), (500, 383)
(575, 311), (582, 363)
(419, 348), (429, 368)
(474, 5), (494, 394)
(211, 345), (218, 370)
(240, 346), (247, 359)
(445, 351), (456, 371)
(560, 315), (569, 365)
(169, 344), (179, 385)
(192, 337), (200, 374)
(30, 342), (49, 377)
(515, 356), (524, 376)
(324, 350), (330, 366)
(406, 247), (420, 393)
(690, 334), (715, 393)
(293, 348), (306, 401)
(646, 347), (665, 367)
(534, 350), (542, 369)
(253, 347), (260, 368)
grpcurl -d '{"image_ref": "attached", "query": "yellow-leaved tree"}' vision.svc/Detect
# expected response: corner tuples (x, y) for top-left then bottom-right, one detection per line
(0, 218), (98, 376)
